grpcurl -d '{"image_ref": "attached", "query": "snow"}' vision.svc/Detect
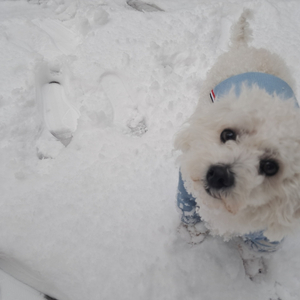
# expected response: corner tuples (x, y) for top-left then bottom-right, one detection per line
(1, 0), (300, 299)
(0, 269), (43, 300)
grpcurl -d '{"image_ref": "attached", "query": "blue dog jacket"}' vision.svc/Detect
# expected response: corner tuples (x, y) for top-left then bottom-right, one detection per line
(177, 72), (298, 252)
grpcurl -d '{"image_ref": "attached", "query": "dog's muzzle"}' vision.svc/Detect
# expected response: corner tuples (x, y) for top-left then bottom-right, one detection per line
(206, 164), (235, 192)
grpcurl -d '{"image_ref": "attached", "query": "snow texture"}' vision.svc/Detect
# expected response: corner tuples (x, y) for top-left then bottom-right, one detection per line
(0, 0), (300, 300)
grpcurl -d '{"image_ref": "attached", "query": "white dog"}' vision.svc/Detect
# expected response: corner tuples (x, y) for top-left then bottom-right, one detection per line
(175, 9), (300, 275)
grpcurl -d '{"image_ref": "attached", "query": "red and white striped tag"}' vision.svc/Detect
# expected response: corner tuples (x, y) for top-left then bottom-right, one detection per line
(210, 89), (215, 103)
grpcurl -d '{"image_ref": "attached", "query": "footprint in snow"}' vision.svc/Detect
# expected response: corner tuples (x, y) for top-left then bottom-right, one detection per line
(41, 81), (79, 146)
(127, 0), (164, 12)
(31, 18), (83, 56)
(100, 73), (147, 136)
(35, 64), (80, 159)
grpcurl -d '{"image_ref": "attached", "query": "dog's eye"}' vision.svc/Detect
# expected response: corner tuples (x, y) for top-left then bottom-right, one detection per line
(260, 159), (279, 176)
(220, 129), (236, 143)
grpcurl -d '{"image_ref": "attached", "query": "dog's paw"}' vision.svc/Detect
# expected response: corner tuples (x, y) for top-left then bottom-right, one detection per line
(177, 222), (209, 245)
(242, 256), (267, 280)
(238, 241), (268, 281)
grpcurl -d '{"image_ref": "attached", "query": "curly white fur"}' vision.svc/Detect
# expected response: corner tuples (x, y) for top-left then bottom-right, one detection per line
(175, 10), (300, 242)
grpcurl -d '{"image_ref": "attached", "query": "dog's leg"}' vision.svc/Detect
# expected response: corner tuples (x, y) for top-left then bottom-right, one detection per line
(177, 171), (209, 244)
(238, 239), (269, 280)
(177, 222), (209, 245)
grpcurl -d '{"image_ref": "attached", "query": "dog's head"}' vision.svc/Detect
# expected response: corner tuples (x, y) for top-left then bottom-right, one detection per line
(175, 86), (300, 240)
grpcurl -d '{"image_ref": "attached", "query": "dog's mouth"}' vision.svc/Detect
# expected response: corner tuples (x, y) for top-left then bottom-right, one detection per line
(205, 187), (222, 200)
(204, 185), (238, 214)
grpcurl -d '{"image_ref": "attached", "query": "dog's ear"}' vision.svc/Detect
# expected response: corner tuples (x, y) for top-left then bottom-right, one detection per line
(174, 127), (192, 152)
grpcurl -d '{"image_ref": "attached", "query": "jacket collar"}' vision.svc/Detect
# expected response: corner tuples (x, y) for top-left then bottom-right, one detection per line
(209, 72), (298, 107)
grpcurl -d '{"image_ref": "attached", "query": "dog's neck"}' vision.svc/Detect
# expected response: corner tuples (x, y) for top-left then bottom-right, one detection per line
(210, 72), (298, 107)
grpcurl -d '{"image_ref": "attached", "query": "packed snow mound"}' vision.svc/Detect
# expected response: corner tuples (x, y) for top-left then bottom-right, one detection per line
(1, 1), (300, 300)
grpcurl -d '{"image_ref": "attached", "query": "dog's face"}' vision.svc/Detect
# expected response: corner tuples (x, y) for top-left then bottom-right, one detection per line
(176, 86), (300, 240)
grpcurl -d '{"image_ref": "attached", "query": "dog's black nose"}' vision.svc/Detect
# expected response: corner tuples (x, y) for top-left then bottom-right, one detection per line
(206, 165), (234, 190)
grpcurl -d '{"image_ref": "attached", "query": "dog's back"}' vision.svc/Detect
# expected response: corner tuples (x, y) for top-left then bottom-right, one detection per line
(198, 9), (295, 103)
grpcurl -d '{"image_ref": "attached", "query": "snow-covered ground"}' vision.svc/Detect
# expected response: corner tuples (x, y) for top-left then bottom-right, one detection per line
(1, 0), (300, 299)
(0, 269), (44, 300)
